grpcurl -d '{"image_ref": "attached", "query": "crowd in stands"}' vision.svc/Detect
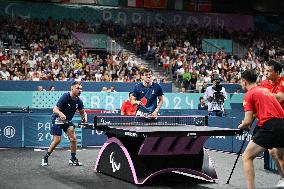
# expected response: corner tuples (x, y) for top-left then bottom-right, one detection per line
(0, 16), (146, 83)
(122, 24), (284, 92)
(0, 14), (284, 93)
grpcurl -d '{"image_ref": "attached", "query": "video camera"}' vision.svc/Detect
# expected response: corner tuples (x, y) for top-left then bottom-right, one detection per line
(211, 75), (225, 103)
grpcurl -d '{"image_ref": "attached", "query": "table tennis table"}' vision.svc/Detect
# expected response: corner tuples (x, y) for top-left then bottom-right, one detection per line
(80, 116), (242, 185)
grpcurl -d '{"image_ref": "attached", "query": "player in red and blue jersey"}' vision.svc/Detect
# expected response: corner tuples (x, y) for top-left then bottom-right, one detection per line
(41, 81), (87, 167)
(131, 69), (164, 118)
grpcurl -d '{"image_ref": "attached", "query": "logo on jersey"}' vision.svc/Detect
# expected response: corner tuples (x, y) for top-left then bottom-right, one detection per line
(68, 104), (70, 106)
(243, 100), (248, 107)
(152, 90), (155, 94)
(76, 104), (78, 109)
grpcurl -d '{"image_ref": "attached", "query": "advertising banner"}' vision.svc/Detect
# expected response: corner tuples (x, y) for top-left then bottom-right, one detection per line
(0, 91), (233, 110)
(72, 32), (108, 49)
(204, 116), (235, 152)
(24, 115), (82, 147)
(0, 115), (23, 147)
(0, 1), (254, 30)
(82, 129), (107, 147)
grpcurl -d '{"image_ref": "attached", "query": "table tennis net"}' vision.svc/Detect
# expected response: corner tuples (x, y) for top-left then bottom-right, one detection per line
(93, 116), (208, 126)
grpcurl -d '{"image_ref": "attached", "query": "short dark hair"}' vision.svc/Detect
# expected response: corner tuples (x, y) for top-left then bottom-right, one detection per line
(266, 60), (283, 74)
(71, 81), (82, 86)
(142, 68), (152, 75)
(129, 92), (133, 97)
(241, 69), (258, 83)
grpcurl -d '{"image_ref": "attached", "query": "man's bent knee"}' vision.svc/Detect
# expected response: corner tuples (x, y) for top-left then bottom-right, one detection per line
(269, 148), (279, 160)
(243, 150), (257, 162)
(69, 137), (77, 143)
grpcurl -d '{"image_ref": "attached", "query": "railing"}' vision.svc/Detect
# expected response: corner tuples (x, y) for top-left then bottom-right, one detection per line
(202, 39), (222, 55)
(106, 37), (122, 55)
(70, 32), (84, 47)
(232, 41), (247, 59)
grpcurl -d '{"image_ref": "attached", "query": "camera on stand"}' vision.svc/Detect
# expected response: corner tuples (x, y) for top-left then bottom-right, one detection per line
(207, 74), (227, 117)
(212, 80), (225, 104)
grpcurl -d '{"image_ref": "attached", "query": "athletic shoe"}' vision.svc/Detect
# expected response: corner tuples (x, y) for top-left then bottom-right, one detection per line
(68, 158), (83, 166)
(41, 157), (48, 166)
(277, 178), (284, 188)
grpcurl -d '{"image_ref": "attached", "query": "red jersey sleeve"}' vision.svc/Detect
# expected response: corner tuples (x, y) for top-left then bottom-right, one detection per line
(243, 91), (254, 112)
(120, 101), (126, 114)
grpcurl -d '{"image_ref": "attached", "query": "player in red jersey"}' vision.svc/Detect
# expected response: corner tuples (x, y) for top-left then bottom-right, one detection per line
(260, 60), (284, 184)
(120, 92), (138, 116)
(260, 60), (284, 108)
(239, 69), (284, 189)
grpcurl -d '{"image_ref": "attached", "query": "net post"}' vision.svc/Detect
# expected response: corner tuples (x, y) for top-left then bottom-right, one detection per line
(94, 116), (97, 127)
(205, 116), (208, 126)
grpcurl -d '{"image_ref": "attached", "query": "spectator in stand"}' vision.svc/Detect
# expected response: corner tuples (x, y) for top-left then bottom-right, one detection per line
(101, 86), (108, 92)
(198, 97), (208, 110)
(49, 86), (56, 91)
(182, 67), (191, 90)
(0, 65), (10, 80)
(120, 92), (137, 116)
(188, 73), (197, 92)
(108, 86), (117, 92)
(37, 85), (45, 91)
(234, 87), (242, 94)
(180, 87), (186, 93)
(195, 74), (205, 93)
(228, 55), (236, 66)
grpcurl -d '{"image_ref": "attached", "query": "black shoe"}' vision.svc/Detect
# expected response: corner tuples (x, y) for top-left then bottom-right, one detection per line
(41, 157), (48, 166)
(69, 158), (83, 166)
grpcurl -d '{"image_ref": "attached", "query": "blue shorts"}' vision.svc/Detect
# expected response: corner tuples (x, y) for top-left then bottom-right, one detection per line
(50, 122), (75, 136)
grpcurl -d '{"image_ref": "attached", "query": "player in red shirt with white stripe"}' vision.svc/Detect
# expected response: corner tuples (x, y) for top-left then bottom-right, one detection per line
(260, 60), (284, 184)
(238, 69), (284, 189)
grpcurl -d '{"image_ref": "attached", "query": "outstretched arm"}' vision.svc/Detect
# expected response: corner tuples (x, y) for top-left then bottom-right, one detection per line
(238, 111), (254, 130)
(151, 95), (164, 117)
(53, 106), (66, 121)
(78, 109), (87, 123)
